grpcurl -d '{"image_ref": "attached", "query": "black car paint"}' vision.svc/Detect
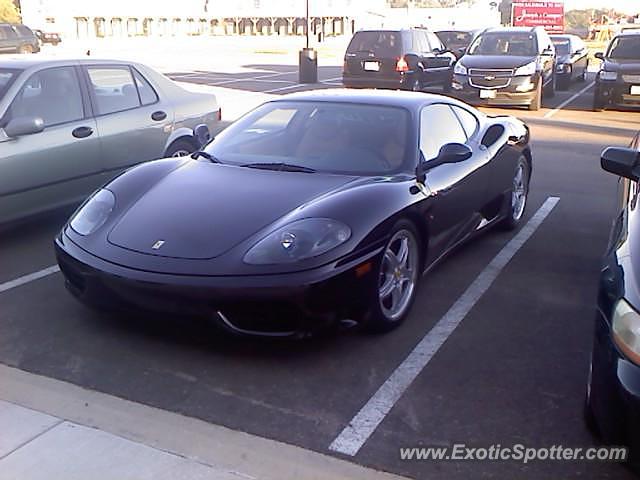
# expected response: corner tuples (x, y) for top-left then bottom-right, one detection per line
(589, 134), (640, 468)
(594, 34), (640, 109)
(55, 90), (531, 335)
(550, 35), (589, 89)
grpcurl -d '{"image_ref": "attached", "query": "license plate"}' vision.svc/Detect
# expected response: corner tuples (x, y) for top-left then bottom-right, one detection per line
(631, 85), (640, 95)
(480, 89), (497, 99)
(363, 61), (380, 72)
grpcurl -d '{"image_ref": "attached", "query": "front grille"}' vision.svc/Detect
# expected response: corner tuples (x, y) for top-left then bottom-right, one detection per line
(468, 68), (514, 89)
(622, 74), (640, 83)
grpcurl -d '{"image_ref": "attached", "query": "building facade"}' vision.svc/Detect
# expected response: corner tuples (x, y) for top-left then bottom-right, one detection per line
(20, 0), (388, 39)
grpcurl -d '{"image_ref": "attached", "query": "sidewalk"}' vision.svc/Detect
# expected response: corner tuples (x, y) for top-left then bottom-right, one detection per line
(0, 365), (409, 480)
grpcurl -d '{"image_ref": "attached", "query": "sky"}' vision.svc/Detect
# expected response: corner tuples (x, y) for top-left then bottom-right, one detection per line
(563, 0), (640, 14)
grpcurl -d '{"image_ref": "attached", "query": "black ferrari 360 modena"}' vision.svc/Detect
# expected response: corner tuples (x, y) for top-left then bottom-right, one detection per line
(55, 89), (532, 336)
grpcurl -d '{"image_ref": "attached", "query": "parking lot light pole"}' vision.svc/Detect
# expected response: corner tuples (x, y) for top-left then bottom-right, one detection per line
(299, 0), (318, 83)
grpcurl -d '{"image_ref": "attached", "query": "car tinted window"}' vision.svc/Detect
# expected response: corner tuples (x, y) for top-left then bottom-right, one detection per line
(551, 38), (570, 55)
(450, 105), (478, 139)
(436, 31), (472, 50)
(346, 31), (402, 57)
(426, 32), (444, 51)
(15, 25), (33, 37)
(420, 104), (467, 161)
(607, 36), (640, 60)
(8, 67), (84, 127)
(0, 68), (20, 103)
(0, 26), (16, 40)
(88, 66), (140, 115)
(207, 101), (411, 175)
(132, 68), (158, 106)
(413, 31), (427, 53)
(468, 32), (537, 56)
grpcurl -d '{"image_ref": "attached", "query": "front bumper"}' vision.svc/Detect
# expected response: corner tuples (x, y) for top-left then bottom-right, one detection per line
(55, 232), (380, 336)
(451, 73), (538, 106)
(595, 79), (640, 108)
(590, 307), (640, 463)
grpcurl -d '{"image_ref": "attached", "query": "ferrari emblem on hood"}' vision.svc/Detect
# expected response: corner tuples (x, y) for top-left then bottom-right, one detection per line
(152, 240), (165, 250)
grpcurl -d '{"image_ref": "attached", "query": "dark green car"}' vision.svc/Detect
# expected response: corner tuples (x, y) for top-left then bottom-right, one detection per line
(0, 58), (220, 223)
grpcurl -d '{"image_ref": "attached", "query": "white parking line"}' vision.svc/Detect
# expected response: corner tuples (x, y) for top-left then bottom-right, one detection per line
(543, 81), (595, 119)
(329, 196), (560, 457)
(0, 266), (60, 294)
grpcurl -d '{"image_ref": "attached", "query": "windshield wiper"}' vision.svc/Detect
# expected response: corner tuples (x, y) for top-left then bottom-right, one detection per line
(241, 162), (316, 173)
(191, 151), (221, 163)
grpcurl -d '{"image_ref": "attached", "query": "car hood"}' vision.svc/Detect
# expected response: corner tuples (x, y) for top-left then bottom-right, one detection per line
(602, 58), (640, 73)
(107, 161), (357, 260)
(460, 55), (537, 70)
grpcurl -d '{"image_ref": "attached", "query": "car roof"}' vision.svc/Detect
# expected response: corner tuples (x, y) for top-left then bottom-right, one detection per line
(272, 88), (471, 112)
(482, 26), (537, 34)
(618, 30), (640, 36)
(0, 56), (141, 70)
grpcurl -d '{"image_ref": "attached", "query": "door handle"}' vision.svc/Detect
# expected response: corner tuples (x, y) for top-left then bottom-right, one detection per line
(72, 126), (93, 139)
(151, 111), (167, 121)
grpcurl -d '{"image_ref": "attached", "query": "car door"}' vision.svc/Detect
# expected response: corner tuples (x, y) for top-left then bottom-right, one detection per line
(537, 30), (556, 86)
(420, 102), (490, 257)
(82, 64), (173, 177)
(573, 37), (588, 79)
(418, 31), (454, 86)
(0, 25), (17, 53)
(0, 65), (103, 222)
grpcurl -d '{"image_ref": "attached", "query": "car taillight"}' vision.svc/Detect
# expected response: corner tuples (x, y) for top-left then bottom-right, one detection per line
(395, 57), (409, 72)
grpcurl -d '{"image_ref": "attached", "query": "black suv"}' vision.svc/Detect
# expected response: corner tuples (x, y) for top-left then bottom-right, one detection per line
(451, 27), (556, 110)
(0, 23), (40, 54)
(342, 28), (456, 92)
(593, 31), (640, 111)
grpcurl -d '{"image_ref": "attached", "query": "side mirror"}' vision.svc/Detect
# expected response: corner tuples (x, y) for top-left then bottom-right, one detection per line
(595, 52), (604, 60)
(601, 147), (640, 181)
(194, 124), (211, 148)
(416, 143), (473, 180)
(4, 116), (44, 138)
(543, 46), (554, 55)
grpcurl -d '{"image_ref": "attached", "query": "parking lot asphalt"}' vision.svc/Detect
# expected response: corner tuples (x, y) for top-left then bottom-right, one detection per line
(1, 54), (639, 479)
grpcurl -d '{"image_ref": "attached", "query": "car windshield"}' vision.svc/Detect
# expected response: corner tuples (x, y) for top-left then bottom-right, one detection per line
(346, 31), (402, 57)
(551, 39), (571, 55)
(468, 32), (537, 56)
(205, 101), (412, 176)
(0, 68), (20, 101)
(607, 36), (640, 60)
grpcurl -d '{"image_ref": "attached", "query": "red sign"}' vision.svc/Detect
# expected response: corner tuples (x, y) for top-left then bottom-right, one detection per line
(512, 1), (565, 34)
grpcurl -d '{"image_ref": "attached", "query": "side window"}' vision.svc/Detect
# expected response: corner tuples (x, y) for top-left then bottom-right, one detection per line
(426, 32), (444, 52)
(450, 105), (478, 139)
(15, 25), (33, 38)
(420, 104), (467, 161)
(413, 31), (427, 53)
(132, 68), (158, 106)
(0, 26), (16, 40)
(8, 66), (84, 127)
(87, 66), (140, 115)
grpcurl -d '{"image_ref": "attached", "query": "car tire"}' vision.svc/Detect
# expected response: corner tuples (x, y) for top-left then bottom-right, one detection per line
(18, 44), (33, 54)
(165, 138), (197, 158)
(544, 74), (556, 98)
(593, 88), (605, 112)
(528, 81), (542, 111)
(499, 156), (530, 231)
(361, 220), (422, 334)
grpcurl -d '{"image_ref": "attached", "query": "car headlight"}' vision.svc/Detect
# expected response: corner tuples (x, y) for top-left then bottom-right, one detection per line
(612, 298), (640, 365)
(69, 189), (115, 236)
(514, 61), (537, 76)
(454, 62), (467, 75)
(599, 70), (617, 81)
(243, 218), (351, 265)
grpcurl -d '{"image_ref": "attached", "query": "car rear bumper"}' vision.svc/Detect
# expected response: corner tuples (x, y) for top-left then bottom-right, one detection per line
(55, 233), (380, 336)
(595, 80), (640, 108)
(590, 307), (640, 463)
(451, 74), (539, 106)
(342, 72), (412, 90)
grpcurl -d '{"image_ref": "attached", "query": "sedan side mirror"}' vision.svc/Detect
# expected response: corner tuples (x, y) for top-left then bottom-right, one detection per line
(595, 52), (605, 60)
(4, 116), (45, 138)
(417, 143), (473, 181)
(601, 147), (640, 181)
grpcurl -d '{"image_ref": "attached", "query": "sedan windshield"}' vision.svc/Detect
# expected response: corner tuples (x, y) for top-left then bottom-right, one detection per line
(551, 39), (571, 55)
(0, 68), (20, 101)
(206, 101), (412, 175)
(607, 36), (640, 60)
(468, 32), (537, 56)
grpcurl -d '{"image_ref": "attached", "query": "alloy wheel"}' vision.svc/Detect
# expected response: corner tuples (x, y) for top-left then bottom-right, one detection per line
(378, 229), (419, 321)
(511, 163), (528, 221)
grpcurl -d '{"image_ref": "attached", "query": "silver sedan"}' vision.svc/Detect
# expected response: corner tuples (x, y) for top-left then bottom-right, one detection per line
(0, 58), (220, 223)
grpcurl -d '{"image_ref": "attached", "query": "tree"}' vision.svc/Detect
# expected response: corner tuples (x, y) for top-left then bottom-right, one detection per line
(0, 0), (20, 23)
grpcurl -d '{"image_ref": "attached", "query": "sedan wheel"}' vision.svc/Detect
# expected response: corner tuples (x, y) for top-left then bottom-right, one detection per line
(363, 222), (421, 333)
(500, 157), (529, 230)
(171, 149), (191, 157)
